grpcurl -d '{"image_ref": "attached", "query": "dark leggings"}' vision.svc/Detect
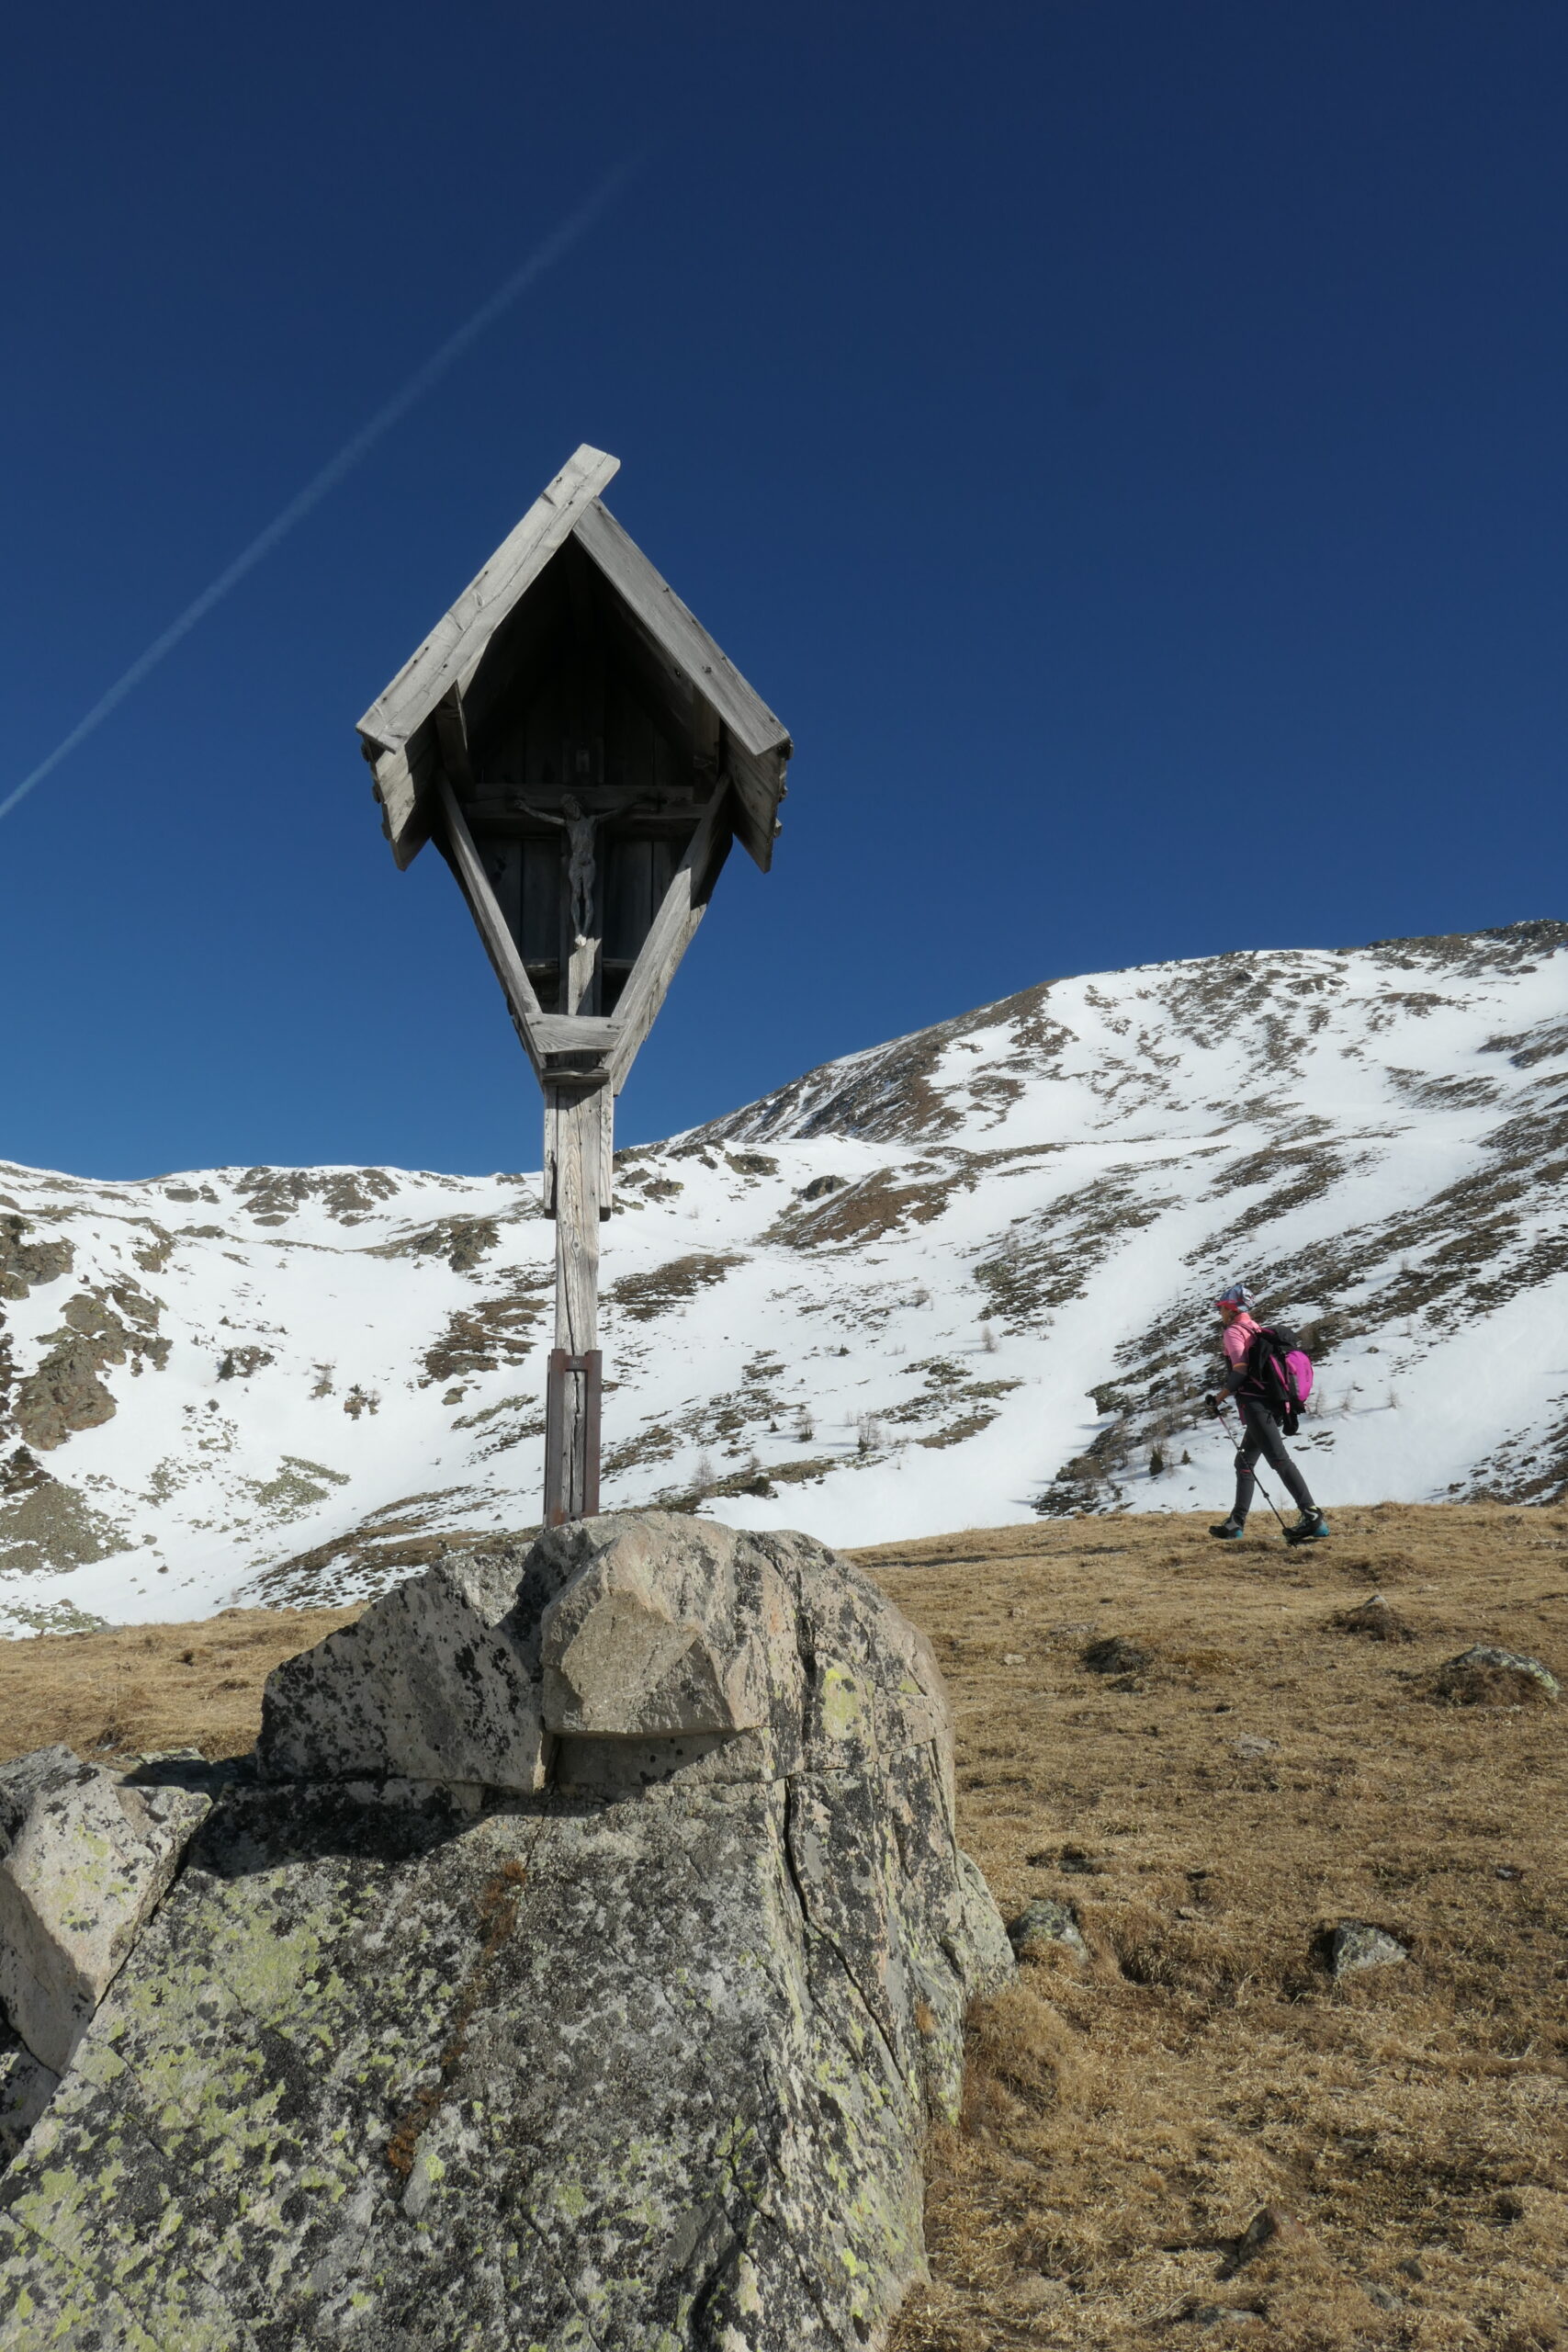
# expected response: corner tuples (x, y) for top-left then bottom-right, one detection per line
(1233, 1397), (1315, 1522)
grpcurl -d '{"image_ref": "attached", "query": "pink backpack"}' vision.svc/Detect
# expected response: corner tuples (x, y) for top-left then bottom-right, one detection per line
(1244, 1325), (1314, 1431)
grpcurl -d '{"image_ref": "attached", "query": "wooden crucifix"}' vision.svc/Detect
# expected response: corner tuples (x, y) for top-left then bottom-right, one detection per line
(355, 446), (792, 1526)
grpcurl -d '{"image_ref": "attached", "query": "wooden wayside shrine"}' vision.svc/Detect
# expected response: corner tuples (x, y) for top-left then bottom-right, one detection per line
(356, 446), (793, 1525)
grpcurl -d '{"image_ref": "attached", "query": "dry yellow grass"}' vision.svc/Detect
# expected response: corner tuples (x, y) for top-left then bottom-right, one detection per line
(2, 1503), (1563, 2346)
(0, 1603), (361, 1765)
(863, 1504), (1568, 2350)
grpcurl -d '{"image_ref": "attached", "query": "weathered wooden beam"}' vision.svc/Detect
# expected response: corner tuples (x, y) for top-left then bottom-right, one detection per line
(721, 734), (788, 874)
(571, 499), (792, 763)
(533, 1014), (615, 1059)
(432, 692), (478, 795)
(565, 934), (599, 1018)
(364, 741), (420, 860)
(691, 692), (722, 778)
(365, 732), (443, 870)
(359, 446), (620, 751)
(434, 776), (548, 1078)
(606, 785), (734, 1092)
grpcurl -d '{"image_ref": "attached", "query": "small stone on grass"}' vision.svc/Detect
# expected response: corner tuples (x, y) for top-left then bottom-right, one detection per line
(1433, 1646), (1558, 1705)
(1332, 1595), (1416, 1642)
(1009, 1896), (1089, 1962)
(1329, 1919), (1408, 1978)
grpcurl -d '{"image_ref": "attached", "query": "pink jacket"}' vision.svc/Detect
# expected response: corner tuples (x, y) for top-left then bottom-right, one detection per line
(1221, 1312), (1261, 1374)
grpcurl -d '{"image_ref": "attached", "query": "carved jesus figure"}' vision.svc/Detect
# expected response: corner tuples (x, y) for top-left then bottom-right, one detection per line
(513, 791), (660, 944)
(514, 793), (601, 942)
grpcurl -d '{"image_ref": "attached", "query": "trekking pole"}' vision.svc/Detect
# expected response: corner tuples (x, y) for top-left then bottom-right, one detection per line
(1210, 1396), (1293, 1539)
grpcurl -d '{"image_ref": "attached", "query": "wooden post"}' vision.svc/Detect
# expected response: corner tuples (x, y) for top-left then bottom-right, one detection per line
(543, 1078), (606, 1524)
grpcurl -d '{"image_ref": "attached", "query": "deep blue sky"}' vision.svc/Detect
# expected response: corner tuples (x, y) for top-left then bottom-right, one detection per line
(3, 2), (1564, 1179)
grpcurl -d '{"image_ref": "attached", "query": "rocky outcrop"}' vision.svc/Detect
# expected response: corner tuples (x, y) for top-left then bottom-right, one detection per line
(0, 1215), (73, 1304)
(0, 1513), (1011, 2349)
(13, 1283), (169, 1453)
(0, 1747), (209, 2073)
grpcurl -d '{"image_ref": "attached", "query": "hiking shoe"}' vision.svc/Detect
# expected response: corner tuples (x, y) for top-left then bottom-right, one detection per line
(1209, 1519), (1247, 1541)
(1288, 1509), (1330, 1543)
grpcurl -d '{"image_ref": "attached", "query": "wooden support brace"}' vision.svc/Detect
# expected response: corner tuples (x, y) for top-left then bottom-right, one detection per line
(606, 781), (735, 1092)
(434, 774), (549, 1079)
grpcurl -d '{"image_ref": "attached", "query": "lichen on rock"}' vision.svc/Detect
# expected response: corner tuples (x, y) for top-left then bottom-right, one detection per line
(0, 1747), (210, 2074)
(0, 1512), (1011, 2349)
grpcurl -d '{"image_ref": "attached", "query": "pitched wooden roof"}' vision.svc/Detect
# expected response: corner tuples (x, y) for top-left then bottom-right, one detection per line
(356, 444), (792, 872)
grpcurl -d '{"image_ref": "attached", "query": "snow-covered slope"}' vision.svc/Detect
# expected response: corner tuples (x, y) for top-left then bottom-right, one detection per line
(3, 920), (1564, 1634)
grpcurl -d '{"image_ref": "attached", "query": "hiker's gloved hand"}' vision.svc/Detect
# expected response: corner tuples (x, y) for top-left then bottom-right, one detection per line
(1204, 1394), (1223, 1419)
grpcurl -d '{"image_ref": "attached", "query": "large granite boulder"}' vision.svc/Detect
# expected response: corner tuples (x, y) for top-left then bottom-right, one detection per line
(0, 1514), (1010, 2350)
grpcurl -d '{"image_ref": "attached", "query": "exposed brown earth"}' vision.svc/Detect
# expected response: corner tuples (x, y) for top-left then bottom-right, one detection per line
(1, 1502), (1563, 2346)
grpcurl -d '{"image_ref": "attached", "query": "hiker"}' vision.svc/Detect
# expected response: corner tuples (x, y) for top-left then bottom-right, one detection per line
(1208, 1284), (1329, 1543)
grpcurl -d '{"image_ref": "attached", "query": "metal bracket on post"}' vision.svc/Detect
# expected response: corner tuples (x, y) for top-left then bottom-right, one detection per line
(544, 1348), (603, 1527)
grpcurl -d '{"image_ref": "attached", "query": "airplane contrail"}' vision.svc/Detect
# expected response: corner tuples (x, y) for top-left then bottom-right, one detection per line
(0, 158), (641, 830)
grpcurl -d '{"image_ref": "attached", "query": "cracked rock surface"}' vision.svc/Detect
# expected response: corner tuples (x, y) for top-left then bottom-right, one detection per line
(0, 1746), (210, 2075)
(0, 1512), (1011, 2349)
